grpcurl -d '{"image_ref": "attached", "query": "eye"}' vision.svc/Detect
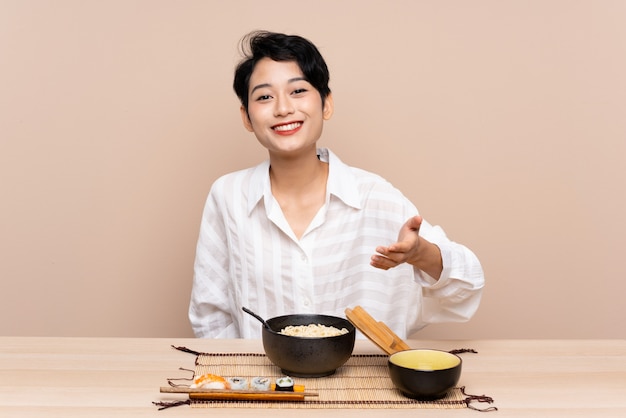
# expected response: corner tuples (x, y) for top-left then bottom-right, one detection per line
(292, 88), (308, 95)
(255, 94), (272, 102)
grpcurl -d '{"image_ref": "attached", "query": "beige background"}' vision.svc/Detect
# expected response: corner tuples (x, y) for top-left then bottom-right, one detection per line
(1, 0), (625, 339)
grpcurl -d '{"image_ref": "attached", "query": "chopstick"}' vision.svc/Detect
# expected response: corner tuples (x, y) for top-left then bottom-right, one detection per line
(345, 306), (411, 354)
(160, 386), (318, 401)
(375, 319), (411, 352)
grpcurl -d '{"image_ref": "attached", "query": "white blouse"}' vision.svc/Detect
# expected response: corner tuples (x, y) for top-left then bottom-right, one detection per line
(189, 148), (484, 338)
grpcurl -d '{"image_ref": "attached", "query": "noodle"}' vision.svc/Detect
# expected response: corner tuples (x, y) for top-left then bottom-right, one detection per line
(279, 323), (349, 337)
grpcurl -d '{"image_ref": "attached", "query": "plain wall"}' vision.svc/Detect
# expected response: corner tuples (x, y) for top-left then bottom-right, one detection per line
(1, 0), (625, 339)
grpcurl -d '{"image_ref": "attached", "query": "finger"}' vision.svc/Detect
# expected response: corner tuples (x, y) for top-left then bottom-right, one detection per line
(407, 215), (423, 231)
(375, 246), (402, 263)
(386, 241), (412, 253)
(375, 245), (388, 255)
(370, 254), (397, 270)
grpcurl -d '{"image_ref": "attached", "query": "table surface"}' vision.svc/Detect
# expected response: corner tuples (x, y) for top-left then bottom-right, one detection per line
(1, 337), (625, 417)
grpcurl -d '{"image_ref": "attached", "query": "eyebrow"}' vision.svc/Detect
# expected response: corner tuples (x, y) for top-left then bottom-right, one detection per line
(250, 77), (307, 95)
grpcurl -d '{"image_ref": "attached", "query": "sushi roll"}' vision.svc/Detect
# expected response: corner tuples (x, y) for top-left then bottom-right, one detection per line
(227, 377), (249, 390)
(251, 377), (271, 391)
(275, 376), (295, 392)
(190, 373), (230, 389)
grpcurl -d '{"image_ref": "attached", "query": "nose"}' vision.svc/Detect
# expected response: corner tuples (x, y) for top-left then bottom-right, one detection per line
(274, 93), (295, 117)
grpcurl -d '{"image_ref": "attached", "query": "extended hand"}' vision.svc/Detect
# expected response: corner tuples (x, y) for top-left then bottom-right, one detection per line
(370, 216), (423, 270)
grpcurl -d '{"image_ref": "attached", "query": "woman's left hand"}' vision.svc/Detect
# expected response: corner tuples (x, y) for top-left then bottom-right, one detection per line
(370, 215), (422, 270)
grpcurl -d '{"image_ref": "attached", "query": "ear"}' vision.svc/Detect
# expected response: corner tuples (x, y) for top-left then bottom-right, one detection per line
(240, 105), (254, 132)
(322, 93), (334, 120)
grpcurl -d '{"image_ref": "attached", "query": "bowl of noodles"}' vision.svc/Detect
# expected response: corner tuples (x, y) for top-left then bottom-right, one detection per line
(261, 313), (356, 377)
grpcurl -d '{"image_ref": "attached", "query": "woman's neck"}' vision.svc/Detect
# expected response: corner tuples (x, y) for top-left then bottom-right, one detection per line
(268, 150), (326, 192)
(268, 150), (329, 239)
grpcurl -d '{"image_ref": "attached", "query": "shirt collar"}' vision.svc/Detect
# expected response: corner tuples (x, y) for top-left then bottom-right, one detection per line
(246, 148), (362, 215)
(247, 160), (271, 215)
(320, 148), (362, 209)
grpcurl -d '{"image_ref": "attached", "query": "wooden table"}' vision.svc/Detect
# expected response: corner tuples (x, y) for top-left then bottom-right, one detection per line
(1, 337), (625, 417)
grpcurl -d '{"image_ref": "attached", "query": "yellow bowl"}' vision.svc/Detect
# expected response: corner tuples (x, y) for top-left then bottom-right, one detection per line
(388, 349), (462, 399)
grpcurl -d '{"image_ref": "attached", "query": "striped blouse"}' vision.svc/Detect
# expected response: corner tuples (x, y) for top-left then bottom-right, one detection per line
(189, 148), (484, 338)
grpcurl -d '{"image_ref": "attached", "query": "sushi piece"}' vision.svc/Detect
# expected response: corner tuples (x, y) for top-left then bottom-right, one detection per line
(275, 376), (295, 392)
(190, 373), (230, 389)
(251, 376), (271, 391)
(227, 377), (249, 390)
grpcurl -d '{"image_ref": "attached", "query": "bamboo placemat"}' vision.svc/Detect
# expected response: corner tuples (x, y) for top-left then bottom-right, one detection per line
(184, 353), (481, 410)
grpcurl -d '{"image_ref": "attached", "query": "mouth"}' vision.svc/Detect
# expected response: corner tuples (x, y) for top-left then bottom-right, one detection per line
(272, 121), (303, 134)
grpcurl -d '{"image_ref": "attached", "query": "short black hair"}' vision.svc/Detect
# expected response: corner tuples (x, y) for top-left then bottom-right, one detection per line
(233, 31), (331, 112)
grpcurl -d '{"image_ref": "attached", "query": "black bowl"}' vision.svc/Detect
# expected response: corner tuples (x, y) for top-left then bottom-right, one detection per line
(388, 349), (462, 399)
(261, 314), (356, 378)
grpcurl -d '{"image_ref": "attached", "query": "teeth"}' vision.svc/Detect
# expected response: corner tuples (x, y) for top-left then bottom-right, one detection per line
(274, 122), (301, 131)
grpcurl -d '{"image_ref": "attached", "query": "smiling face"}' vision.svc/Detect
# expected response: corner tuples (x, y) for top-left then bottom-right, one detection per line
(241, 58), (333, 158)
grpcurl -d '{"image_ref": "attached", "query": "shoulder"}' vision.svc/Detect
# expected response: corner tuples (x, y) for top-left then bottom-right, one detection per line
(326, 148), (395, 188)
(325, 148), (415, 213)
(348, 165), (407, 200)
(209, 161), (267, 195)
(210, 167), (254, 189)
(202, 161), (267, 216)
(348, 165), (389, 185)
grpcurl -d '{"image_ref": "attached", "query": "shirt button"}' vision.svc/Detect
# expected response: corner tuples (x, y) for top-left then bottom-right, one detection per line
(303, 299), (311, 307)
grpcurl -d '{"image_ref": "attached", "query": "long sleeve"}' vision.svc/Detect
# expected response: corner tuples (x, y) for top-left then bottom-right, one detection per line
(188, 179), (239, 338)
(413, 221), (484, 325)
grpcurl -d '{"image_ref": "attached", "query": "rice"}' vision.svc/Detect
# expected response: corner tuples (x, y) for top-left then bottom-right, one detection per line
(279, 323), (349, 337)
